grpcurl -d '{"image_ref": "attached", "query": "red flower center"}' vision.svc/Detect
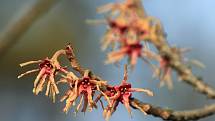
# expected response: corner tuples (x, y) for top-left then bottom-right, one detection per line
(106, 86), (117, 97)
(109, 21), (128, 34)
(39, 59), (53, 69)
(118, 83), (131, 93)
(80, 78), (91, 88)
(126, 43), (143, 56)
(38, 59), (53, 74)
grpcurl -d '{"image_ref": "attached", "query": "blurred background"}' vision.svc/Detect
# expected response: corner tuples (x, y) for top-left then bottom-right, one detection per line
(0, 0), (215, 121)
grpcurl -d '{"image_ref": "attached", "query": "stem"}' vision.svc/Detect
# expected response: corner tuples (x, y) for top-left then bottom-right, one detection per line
(66, 44), (215, 121)
(130, 98), (215, 121)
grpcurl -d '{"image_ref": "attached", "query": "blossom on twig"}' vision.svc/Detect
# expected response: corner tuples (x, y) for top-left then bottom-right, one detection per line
(18, 50), (67, 102)
(60, 70), (107, 114)
(153, 47), (205, 89)
(155, 55), (173, 89)
(98, 0), (160, 69)
(102, 65), (153, 121)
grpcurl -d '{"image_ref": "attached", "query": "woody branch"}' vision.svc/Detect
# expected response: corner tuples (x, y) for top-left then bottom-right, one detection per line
(65, 44), (215, 121)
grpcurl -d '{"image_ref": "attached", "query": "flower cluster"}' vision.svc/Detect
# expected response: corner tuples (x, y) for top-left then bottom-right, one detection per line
(96, 0), (176, 88)
(57, 65), (153, 120)
(18, 45), (153, 120)
(96, 0), (203, 89)
(98, 0), (162, 67)
(96, 1), (164, 88)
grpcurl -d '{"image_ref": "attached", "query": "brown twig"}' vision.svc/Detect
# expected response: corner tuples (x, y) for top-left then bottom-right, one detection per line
(0, 0), (60, 57)
(65, 44), (85, 75)
(65, 43), (104, 81)
(130, 97), (215, 121)
(148, 28), (215, 98)
(64, 44), (215, 121)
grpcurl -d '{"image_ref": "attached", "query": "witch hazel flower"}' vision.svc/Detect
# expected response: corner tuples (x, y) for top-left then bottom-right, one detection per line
(101, 17), (129, 51)
(97, 0), (151, 50)
(18, 50), (68, 102)
(100, 12), (153, 51)
(103, 19), (159, 68)
(154, 47), (205, 89)
(97, 2), (160, 69)
(60, 70), (107, 114)
(154, 55), (173, 89)
(102, 65), (153, 121)
(154, 47), (190, 89)
(154, 47), (185, 89)
(105, 40), (158, 69)
(105, 41), (142, 66)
